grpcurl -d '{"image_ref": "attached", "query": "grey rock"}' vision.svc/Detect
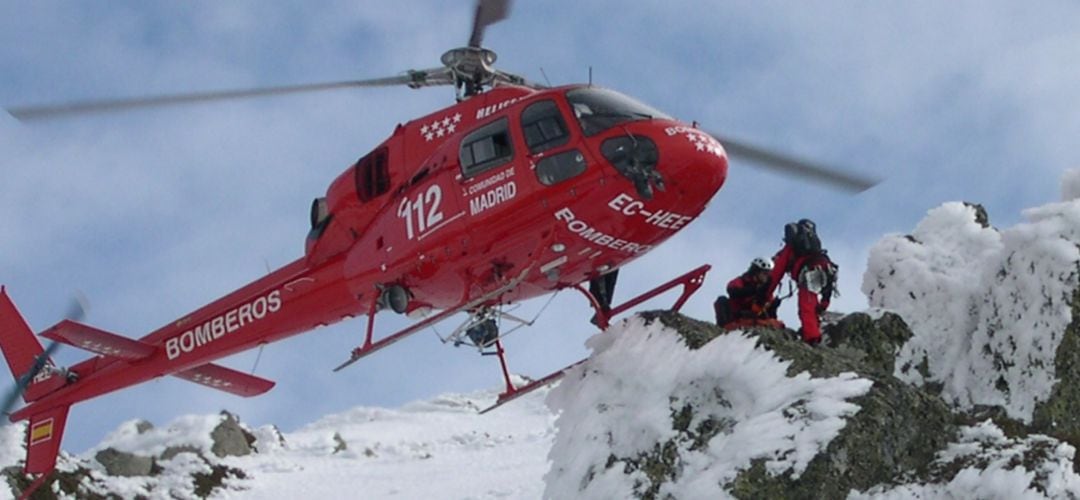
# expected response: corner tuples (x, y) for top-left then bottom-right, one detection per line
(161, 445), (201, 461)
(210, 411), (257, 458)
(332, 432), (347, 454)
(95, 447), (154, 477)
(134, 419), (154, 434)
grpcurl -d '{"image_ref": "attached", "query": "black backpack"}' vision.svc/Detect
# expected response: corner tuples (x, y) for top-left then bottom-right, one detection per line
(784, 219), (822, 256)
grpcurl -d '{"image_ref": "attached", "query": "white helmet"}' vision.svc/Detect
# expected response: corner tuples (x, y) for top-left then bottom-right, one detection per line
(751, 257), (773, 272)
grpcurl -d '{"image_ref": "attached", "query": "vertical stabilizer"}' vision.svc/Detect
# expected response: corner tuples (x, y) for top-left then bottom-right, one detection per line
(0, 287), (47, 383)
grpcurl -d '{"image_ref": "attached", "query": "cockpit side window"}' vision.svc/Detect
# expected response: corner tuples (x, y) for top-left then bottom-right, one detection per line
(460, 117), (513, 178)
(355, 147), (390, 202)
(521, 100), (569, 154)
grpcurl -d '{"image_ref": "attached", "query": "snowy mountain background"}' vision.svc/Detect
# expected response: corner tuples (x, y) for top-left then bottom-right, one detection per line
(1, 384), (555, 500)
(3, 169), (1080, 498)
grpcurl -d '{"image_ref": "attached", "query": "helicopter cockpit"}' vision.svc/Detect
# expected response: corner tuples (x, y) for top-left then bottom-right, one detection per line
(564, 87), (671, 199)
(565, 87), (671, 136)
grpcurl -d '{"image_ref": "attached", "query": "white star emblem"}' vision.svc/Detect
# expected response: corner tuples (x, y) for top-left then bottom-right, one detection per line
(425, 132), (435, 141)
(453, 113), (461, 123)
(447, 124), (456, 134)
(421, 124), (429, 134)
(441, 117), (451, 127)
(436, 128), (446, 137)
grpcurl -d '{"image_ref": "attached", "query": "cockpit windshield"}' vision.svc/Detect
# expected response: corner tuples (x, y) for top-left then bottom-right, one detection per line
(565, 87), (671, 136)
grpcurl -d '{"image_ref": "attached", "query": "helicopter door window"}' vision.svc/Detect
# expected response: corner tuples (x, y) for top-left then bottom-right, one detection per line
(355, 147), (390, 202)
(535, 149), (587, 186)
(460, 117), (514, 178)
(521, 100), (569, 154)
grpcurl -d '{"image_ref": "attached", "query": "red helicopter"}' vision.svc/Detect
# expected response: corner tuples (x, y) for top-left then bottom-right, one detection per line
(0, 0), (874, 490)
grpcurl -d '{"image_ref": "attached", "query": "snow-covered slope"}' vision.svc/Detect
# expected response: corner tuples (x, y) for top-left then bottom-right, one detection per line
(235, 387), (553, 499)
(1, 384), (554, 499)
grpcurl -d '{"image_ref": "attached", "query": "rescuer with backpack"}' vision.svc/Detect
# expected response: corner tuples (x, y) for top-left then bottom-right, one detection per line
(765, 219), (838, 345)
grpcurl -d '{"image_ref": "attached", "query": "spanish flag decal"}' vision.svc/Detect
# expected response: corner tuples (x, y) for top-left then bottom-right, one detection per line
(29, 418), (54, 446)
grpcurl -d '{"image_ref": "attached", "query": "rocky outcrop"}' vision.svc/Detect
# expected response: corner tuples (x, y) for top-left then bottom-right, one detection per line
(1031, 288), (1080, 453)
(547, 189), (1080, 498)
(658, 311), (958, 499)
(546, 309), (1080, 499)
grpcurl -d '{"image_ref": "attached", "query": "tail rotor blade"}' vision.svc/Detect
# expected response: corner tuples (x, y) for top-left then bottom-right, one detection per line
(708, 131), (879, 193)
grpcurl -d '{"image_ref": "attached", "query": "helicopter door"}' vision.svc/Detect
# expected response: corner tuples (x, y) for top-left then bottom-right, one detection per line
(458, 117), (522, 222)
(521, 99), (586, 187)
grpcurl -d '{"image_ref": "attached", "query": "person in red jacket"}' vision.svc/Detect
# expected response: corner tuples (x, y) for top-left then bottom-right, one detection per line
(765, 219), (837, 345)
(714, 257), (777, 327)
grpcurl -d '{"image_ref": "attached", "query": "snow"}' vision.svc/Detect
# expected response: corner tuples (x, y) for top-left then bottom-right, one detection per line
(852, 421), (1080, 500)
(544, 315), (872, 499)
(863, 180), (1080, 420)
(91, 415), (220, 457)
(228, 388), (553, 500)
(0, 384), (554, 499)
(0, 423), (25, 471)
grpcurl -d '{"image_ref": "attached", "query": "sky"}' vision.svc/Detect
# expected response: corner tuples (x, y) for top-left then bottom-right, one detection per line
(1, 1), (1079, 453)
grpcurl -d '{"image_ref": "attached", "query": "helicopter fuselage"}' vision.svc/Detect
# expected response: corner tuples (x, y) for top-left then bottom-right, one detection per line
(7, 84), (728, 438)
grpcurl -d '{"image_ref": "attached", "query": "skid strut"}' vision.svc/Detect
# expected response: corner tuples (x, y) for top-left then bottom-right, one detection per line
(334, 267), (532, 372)
(480, 264), (711, 413)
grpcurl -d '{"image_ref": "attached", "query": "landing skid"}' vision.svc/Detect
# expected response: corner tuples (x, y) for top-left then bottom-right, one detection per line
(479, 357), (585, 414)
(480, 264), (711, 413)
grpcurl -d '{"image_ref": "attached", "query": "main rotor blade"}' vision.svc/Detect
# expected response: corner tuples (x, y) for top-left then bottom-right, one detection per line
(6, 74), (430, 122)
(468, 0), (512, 48)
(708, 131), (879, 193)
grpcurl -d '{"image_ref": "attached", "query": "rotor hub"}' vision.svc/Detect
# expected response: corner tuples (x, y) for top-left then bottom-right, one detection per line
(441, 47), (499, 89)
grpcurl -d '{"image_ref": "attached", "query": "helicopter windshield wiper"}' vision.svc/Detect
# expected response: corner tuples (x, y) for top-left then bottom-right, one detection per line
(577, 110), (654, 136)
(587, 110), (653, 120)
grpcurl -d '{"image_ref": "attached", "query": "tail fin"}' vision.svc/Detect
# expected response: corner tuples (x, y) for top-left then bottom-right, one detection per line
(0, 286), (47, 384)
(0, 287), (65, 407)
(26, 404), (70, 474)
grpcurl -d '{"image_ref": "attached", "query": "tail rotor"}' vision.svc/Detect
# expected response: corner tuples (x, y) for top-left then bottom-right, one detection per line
(1, 293), (87, 418)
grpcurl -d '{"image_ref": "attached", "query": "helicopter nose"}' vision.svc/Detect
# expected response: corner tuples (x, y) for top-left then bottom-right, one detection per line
(660, 125), (728, 195)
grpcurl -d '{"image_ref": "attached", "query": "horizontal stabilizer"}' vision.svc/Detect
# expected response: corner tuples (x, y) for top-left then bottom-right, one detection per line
(39, 320), (155, 360)
(174, 363), (275, 397)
